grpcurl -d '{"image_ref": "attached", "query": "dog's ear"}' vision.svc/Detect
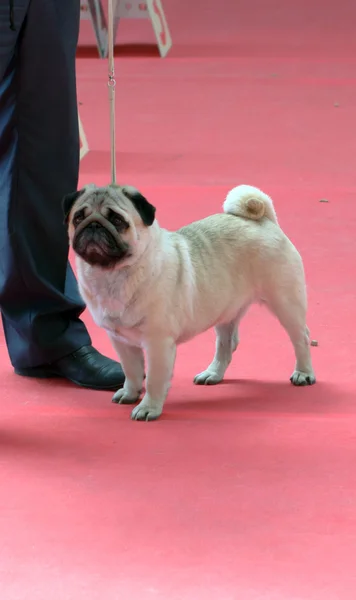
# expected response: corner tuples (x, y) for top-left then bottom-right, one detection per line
(62, 189), (85, 224)
(122, 186), (156, 226)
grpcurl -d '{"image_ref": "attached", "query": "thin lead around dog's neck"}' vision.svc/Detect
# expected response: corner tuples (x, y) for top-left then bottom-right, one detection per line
(108, 0), (117, 185)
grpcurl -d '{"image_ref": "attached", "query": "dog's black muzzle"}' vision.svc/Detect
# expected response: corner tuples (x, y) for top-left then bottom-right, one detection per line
(73, 213), (129, 268)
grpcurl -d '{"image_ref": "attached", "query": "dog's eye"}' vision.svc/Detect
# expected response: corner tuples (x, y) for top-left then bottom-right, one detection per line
(108, 210), (129, 230)
(73, 209), (85, 226)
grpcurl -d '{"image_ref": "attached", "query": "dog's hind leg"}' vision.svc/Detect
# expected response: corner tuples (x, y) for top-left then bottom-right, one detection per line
(266, 291), (316, 386)
(194, 305), (249, 385)
(194, 321), (236, 385)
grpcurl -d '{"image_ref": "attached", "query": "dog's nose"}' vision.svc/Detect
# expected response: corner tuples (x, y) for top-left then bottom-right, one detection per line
(88, 222), (100, 229)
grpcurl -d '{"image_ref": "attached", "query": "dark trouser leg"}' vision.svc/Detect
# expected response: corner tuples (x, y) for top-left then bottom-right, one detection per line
(0, 0), (91, 369)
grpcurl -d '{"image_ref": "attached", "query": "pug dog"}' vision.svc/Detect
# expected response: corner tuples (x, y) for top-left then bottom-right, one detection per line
(63, 183), (316, 421)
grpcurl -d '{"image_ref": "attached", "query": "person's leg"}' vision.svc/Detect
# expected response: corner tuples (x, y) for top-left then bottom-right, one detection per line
(0, 0), (91, 369)
(0, 1), (124, 389)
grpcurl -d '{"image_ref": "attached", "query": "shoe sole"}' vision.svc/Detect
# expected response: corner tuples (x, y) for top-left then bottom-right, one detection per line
(14, 367), (124, 391)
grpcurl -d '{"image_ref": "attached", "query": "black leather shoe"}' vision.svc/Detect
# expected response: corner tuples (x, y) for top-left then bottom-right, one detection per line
(14, 345), (125, 391)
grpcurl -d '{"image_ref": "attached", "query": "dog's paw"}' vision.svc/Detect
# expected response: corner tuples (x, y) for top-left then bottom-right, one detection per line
(112, 388), (141, 405)
(131, 400), (162, 421)
(193, 370), (223, 385)
(290, 370), (316, 386)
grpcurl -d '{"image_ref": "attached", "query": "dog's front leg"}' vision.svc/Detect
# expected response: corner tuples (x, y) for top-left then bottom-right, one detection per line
(131, 338), (176, 421)
(109, 337), (145, 405)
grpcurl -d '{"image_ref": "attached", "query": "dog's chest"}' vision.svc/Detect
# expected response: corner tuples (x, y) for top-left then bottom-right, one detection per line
(89, 295), (145, 346)
(79, 265), (148, 346)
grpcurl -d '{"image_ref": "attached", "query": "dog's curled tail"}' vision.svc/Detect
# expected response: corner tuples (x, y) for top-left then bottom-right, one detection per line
(223, 185), (278, 225)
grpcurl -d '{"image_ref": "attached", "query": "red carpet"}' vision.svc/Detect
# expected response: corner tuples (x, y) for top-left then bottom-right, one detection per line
(1, 1), (356, 598)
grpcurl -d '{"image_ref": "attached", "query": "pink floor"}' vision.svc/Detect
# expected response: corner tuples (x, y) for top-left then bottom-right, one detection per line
(1, 1), (356, 598)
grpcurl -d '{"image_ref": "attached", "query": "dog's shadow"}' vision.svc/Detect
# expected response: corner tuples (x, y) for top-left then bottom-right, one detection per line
(167, 379), (352, 418)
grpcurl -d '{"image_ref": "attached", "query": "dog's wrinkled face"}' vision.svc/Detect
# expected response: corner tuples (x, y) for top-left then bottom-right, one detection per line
(63, 184), (156, 269)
